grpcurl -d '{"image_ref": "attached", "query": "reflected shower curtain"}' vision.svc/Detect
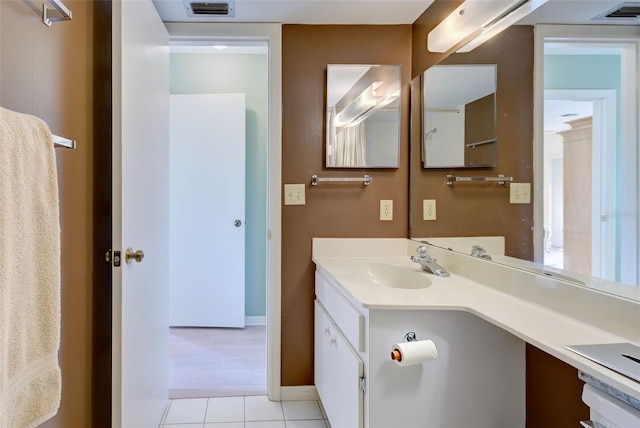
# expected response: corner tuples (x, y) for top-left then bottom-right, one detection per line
(335, 123), (366, 167)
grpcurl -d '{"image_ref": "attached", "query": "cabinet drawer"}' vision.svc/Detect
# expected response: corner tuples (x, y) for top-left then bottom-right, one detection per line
(315, 271), (364, 352)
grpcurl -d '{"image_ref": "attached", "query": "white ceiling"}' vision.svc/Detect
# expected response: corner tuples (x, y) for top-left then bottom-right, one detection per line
(152, 0), (434, 24)
(152, 0), (640, 25)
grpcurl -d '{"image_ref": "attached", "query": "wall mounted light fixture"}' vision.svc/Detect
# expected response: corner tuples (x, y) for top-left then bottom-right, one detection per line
(427, 0), (549, 53)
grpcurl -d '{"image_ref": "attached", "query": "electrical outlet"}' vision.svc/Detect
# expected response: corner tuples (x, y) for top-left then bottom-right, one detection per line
(284, 184), (305, 205)
(423, 199), (436, 221)
(510, 183), (531, 204)
(380, 200), (393, 221)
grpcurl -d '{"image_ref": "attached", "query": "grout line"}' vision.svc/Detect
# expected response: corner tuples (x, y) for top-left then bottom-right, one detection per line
(240, 396), (247, 426)
(202, 397), (209, 425)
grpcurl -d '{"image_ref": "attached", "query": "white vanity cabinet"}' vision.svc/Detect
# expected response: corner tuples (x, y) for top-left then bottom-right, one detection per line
(314, 267), (526, 428)
(314, 271), (365, 428)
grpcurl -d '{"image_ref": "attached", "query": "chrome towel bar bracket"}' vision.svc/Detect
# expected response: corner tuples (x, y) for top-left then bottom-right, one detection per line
(52, 134), (76, 149)
(42, 0), (72, 27)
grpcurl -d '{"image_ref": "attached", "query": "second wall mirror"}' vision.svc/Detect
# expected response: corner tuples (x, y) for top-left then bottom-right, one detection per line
(422, 64), (497, 168)
(326, 64), (401, 168)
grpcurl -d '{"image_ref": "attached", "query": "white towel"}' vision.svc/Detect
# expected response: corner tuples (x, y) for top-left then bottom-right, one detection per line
(0, 107), (61, 427)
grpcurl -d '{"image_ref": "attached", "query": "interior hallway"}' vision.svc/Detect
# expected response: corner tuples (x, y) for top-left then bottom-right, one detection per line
(169, 326), (266, 399)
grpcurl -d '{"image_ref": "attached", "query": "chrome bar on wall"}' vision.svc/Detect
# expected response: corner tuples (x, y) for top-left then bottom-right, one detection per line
(42, 0), (73, 27)
(311, 174), (373, 186)
(466, 138), (496, 148)
(53, 134), (76, 149)
(446, 174), (512, 186)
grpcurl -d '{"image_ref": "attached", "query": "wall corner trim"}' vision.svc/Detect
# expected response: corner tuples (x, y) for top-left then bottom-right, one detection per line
(279, 386), (319, 401)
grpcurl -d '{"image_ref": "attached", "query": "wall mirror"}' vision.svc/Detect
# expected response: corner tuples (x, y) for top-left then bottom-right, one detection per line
(326, 64), (401, 168)
(409, 28), (640, 302)
(422, 65), (497, 168)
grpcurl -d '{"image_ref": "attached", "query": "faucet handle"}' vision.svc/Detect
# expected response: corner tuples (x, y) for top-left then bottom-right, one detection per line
(417, 245), (428, 256)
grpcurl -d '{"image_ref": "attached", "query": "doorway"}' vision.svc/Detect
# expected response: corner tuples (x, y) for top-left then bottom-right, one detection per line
(534, 25), (640, 287)
(542, 91), (615, 276)
(168, 40), (269, 399)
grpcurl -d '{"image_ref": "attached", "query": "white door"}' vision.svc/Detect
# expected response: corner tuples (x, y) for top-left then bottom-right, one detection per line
(169, 94), (246, 327)
(112, 0), (170, 426)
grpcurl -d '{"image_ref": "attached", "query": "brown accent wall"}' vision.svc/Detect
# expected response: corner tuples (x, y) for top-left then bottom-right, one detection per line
(282, 25), (411, 385)
(0, 1), (94, 426)
(465, 94), (496, 166)
(526, 344), (589, 426)
(410, 25), (535, 261)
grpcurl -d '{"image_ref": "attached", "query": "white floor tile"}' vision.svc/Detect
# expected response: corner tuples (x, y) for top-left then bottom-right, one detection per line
(246, 421), (286, 428)
(285, 420), (328, 428)
(245, 395), (284, 421)
(205, 396), (245, 423)
(164, 398), (209, 424)
(282, 401), (323, 421)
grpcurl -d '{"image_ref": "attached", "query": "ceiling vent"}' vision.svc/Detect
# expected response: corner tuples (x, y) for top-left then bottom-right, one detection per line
(593, 2), (640, 21)
(184, 1), (235, 17)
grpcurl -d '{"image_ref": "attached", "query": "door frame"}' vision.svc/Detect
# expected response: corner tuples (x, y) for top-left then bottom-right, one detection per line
(533, 25), (640, 285)
(543, 89), (617, 278)
(166, 22), (283, 400)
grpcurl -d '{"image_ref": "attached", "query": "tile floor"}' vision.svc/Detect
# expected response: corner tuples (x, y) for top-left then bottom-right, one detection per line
(159, 396), (329, 428)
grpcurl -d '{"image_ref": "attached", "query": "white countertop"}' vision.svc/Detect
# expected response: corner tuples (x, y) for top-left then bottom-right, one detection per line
(312, 238), (640, 402)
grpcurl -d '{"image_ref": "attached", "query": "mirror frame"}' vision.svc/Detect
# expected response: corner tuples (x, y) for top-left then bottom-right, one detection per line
(325, 64), (401, 169)
(421, 64), (498, 169)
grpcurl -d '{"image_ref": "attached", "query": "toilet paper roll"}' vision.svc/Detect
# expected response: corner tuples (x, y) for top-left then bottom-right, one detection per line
(390, 340), (438, 367)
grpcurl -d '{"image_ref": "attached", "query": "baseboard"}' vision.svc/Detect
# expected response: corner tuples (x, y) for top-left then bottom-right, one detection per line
(245, 316), (266, 326)
(280, 385), (319, 401)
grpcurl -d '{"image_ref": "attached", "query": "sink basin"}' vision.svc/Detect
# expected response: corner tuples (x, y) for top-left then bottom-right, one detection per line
(347, 262), (432, 289)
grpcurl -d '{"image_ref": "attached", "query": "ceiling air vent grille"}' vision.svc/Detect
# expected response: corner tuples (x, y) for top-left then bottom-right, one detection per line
(593, 2), (640, 20)
(184, 1), (236, 17)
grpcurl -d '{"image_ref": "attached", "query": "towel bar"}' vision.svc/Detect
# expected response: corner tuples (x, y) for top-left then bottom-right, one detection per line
(446, 174), (512, 186)
(311, 175), (373, 186)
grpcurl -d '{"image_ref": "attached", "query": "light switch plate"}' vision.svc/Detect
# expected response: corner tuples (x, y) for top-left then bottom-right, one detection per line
(380, 200), (393, 221)
(510, 183), (531, 204)
(284, 184), (305, 205)
(423, 199), (436, 220)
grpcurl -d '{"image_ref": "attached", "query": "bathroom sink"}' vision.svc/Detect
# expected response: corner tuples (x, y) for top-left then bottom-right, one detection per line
(347, 262), (432, 289)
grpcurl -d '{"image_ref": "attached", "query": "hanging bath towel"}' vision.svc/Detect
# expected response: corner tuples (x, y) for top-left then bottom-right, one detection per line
(0, 107), (61, 427)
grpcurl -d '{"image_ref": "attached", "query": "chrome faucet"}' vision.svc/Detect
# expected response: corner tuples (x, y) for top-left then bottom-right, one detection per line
(471, 245), (492, 260)
(410, 245), (450, 277)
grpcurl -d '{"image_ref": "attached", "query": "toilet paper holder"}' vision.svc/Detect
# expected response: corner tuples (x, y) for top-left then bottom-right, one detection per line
(391, 332), (417, 362)
(404, 331), (417, 342)
(391, 332), (439, 365)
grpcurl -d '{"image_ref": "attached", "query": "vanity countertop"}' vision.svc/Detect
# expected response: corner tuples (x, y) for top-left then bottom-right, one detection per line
(312, 238), (640, 402)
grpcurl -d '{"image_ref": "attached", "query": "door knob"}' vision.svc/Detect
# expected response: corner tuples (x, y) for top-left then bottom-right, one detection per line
(126, 247), (144, 264)
(234, 219), (242, 227)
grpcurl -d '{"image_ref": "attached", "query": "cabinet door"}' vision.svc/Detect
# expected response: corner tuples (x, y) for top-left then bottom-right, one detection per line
(315, 301), (364, 428)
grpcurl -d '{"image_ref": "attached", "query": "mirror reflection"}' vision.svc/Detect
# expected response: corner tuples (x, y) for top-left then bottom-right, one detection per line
(326, 64), (401, 168)
(422, 65), (497, 168)
(408, 32), (640, 302)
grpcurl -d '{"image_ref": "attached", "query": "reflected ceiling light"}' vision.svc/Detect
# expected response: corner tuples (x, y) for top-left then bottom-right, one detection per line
(212, 45), (228, 50)
(427, 0), (548, 53)
(334, 82), (399, 127)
